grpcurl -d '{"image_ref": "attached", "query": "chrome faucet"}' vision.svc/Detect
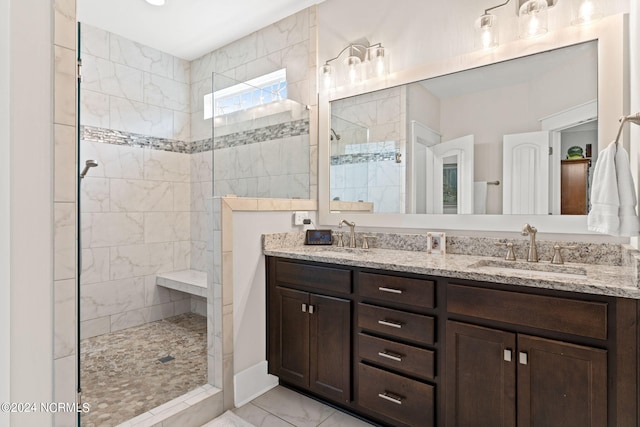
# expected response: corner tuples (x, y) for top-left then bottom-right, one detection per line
(521, 224), (538, 262)
(339, 219), (356, 248)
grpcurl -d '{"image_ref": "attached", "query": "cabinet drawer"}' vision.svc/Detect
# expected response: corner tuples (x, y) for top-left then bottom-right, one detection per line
(447, 284), (608, 340)
(358, 363), (434, 427)
(358, 303), (435, 345)
(275, 259), (352, 295)
(359, 272), (435, 309)
(358, 333), (435, 380)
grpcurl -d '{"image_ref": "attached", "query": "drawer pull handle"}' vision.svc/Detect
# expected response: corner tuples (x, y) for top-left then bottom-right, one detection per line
(302, 304), (307, 313)
(378, 351), (403, 362)
(378, 319), (403, 329)
(378, 392), (403, 405)
(378, 286), (403, 294)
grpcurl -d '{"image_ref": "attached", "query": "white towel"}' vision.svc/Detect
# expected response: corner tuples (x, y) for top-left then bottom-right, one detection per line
(474, 182), (488, 214)
(588, 141), (640, 236)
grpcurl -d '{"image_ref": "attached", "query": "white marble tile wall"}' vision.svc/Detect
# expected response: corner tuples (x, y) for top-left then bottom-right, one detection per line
(54, 1), (77, 424)
(213, 135), (310, 199)
(331, 158), (403, 213)
(330, 85), (406, 213)
(81, 24), (191, 141)
(80, 141), (193, 338)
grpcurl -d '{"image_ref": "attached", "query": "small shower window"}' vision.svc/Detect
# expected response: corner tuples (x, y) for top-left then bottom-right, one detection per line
(204, 68), (287, 119)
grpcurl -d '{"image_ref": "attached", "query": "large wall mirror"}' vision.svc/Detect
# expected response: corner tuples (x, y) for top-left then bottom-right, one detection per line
(319, 14), (628, 233)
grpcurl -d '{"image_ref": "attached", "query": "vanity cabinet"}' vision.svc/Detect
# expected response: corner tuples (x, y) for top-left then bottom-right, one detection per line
(267, 258), (352, 403)
(446, 283), (618, 427)
(356, 272), (437, 427)
(266, 256), (638, 427)
(446, 321), (607, 427)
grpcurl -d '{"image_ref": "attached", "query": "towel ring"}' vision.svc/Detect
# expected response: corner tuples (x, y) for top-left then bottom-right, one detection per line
(614, 112), (640, 147)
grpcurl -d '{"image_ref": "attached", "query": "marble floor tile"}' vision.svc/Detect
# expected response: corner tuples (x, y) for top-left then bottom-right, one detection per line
(80, 313), (207, 426)
(317, 411), (375, 427)
(250, 387), (335, 427)
(233, 403), (295, 427)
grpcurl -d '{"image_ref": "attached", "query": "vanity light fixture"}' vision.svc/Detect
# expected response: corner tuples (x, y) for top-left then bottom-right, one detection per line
(571, 0), (602, 25)
(319, 42), (389, 92)
(518, 0), (549, 39)
(475, 0), (511, 50)
(145, 0), (165, 6)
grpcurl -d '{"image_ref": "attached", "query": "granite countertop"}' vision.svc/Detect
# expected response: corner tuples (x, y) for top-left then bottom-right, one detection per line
(263, 243), (640, 299)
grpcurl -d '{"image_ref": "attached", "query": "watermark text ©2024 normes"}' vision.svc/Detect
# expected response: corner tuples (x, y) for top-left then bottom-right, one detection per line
(1, 402), (91, 414)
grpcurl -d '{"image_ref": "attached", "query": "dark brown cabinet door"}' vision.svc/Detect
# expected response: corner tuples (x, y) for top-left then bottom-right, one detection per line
(309, 294), (351, 402)
(517, 334), (607, 427)
(272, 287), (310, 388)
(445, 321), (516, 427)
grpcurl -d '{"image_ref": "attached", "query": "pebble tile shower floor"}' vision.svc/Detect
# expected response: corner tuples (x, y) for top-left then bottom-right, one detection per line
(80, 313), (207, 426)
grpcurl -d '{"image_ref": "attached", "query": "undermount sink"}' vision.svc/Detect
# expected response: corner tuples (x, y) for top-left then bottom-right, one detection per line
(468, 259), (587, 280)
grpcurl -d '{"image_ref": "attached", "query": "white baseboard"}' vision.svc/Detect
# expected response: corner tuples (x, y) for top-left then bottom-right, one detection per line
(234, 361), (279, 407)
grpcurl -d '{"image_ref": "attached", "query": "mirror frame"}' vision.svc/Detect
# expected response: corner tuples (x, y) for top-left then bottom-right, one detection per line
(318, 14), (628, 234)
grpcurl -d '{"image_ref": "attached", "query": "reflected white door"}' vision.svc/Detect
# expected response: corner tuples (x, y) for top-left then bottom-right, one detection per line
(429, 135), (474, 214)
(503, 131), (550, 214)
(409, 121), (440, 214)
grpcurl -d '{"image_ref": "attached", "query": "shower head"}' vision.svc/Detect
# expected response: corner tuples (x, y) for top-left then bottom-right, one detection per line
(80, 159), (98, 179)
(330, 128), (341, 141)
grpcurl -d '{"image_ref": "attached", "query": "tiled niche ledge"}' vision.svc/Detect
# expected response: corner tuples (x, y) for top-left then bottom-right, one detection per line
(263, 231), (640, 274)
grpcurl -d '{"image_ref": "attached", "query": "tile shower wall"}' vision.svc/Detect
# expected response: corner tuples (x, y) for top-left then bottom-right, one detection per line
(330, 86), (405, 213)
(79, 25), (193, 338)
(213, 102), (311, 200)
(188, 7), (318, 404)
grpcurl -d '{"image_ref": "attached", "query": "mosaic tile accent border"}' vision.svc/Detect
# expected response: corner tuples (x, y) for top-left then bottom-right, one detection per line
(81, 125), (192, 153)
(214, 119), (309, 150)
(331, 150), (397, 166)
(81, 119), (310, 154)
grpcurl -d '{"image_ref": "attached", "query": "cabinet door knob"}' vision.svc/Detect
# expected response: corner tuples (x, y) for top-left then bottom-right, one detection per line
(378, 392), (403, 405)
(301, 303), (307, 313)
(309, 305), (315, 314)
(378, 319), (403, 329)
(378, 351), (404, 362)
(504, 349), (512, 362)
(378, 286), (403, 294)
(519, 352), (528, 365)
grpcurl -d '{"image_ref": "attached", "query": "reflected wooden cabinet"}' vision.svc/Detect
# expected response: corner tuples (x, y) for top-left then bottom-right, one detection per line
(561, 158), (590, 214)
(446, 321), (607, 427)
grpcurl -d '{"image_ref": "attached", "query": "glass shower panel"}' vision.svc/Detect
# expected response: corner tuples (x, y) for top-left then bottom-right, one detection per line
(211, 72), (311, 199)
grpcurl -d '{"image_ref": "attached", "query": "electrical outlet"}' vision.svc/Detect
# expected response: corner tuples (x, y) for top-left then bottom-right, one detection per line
(293, 211), (310, 226)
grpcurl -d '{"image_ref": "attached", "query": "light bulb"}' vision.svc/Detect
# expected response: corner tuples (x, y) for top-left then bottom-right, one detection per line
(344, 55), (362, 85)
(518, 0), (548, 39)
(572, 0), (602, 25)
(145, 0), (165, 5)
(319, 64), (333, 91)
(475, 14), (498, 50)
(528, 15), (540, 36)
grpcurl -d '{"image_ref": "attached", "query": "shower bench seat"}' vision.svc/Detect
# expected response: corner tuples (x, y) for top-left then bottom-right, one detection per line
(155, 270), (208, 298)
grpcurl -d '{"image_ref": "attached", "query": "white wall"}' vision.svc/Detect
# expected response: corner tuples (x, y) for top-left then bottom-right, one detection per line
(0, 0), (10, 424)
(9, 0), (54, 425)
(632, 0), (640, 249)
(232, 210), (315, 403)
(318, 0), (629, 74)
